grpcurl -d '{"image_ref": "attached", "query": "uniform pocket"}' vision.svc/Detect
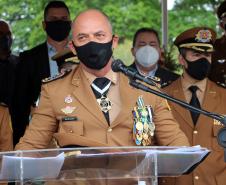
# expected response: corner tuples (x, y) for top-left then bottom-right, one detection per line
(212, 125), (224, 151)
(59, 120), (84, 136)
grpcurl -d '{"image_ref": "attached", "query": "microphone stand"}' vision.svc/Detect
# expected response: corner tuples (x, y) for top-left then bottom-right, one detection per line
(129, 79), (226, 162)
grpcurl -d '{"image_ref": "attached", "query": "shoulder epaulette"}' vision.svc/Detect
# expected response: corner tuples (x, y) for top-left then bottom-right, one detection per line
(42, 69), (72, 84)
(216, 81), (226, 89)
(161, 80), (173, 88)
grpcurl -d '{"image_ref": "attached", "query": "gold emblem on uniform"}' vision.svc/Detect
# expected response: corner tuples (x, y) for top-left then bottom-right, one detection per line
(195, 29), (212, 43)
(64, 95), (73, 104)
(61, 106), (76, 114)
(213, 119), (224, 126)
(97, 96), (112, 113)
(132, 96), (155, 146)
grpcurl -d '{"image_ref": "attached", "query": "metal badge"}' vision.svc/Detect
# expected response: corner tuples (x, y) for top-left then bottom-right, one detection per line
(213, 119), (224, 126)
(195, 29), (212, 43)
(65, 95), (73, 104)
(132, 96), (155, 146)
(97, 95), (112, 113)
(61, 106), (76, 114)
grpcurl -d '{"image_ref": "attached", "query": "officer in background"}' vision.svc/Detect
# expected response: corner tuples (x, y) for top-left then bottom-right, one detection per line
(162, 27), (226, 185)
(130, 27), (179, 87)
(0, 20), (16, 151)
(11, 0), (71, 145)
(209, 0), (226, 88)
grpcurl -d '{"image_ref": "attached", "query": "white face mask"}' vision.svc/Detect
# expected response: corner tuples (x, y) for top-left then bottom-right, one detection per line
(135, 45), (159, 68)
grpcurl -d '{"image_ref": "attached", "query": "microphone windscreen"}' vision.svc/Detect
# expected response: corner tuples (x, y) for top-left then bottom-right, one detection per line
(111, 59), (124, 72)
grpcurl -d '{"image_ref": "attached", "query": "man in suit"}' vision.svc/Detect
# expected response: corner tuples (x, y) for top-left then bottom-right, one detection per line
(130, 27), (179, 87)
(16, 8), (189, 184)
(11, 1), (71, 145)
(161, 27), (226, 185)
(209, 0), (226, 88)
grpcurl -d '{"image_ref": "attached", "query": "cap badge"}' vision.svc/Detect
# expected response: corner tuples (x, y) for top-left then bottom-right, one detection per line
(195, 29), (212, 43)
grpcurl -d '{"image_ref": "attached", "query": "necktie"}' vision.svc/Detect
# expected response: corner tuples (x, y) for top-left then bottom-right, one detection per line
(91, 77), (111, 124)
(189, 85), (201, 125)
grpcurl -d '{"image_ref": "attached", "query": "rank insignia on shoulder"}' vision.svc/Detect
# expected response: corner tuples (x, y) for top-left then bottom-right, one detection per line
(213, 119), (224, 126)
(42, 69), (72, 84)
(217, 59), (225, 64)
(216, 82), (226, 88)
(132, 96), (155, 146)
(161, 80), (174, 88)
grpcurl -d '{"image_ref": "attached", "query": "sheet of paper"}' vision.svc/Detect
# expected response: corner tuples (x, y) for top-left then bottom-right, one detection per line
(0, 152), (65, 180)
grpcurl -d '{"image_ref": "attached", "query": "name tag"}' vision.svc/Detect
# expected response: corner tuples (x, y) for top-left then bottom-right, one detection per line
(61, 117), (78, 122)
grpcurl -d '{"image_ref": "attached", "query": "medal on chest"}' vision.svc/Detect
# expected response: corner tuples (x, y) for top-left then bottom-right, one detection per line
(132, 96), (155, 146)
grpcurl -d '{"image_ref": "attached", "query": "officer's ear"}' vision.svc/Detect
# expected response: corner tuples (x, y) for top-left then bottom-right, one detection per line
(219, 20), (224, 30)
(42, 21), (46, 31)
(179, 53), (187, 68)
(131, 47), (135, 57)
(69, 41), (77, 55)
(112, 34), (119, 49)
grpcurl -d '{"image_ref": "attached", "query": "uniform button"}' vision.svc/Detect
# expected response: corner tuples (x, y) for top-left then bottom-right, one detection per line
(107, 128), (112, 132)
(194, 176), (199, 180)
(193, 130), (198, 134)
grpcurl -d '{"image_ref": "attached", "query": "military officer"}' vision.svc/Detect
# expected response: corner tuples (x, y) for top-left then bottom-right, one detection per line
(161, 27), (226, 185)
(16, 9), (189, 184)
(130, 27), (179, 88)
(209, 1), (226, 88)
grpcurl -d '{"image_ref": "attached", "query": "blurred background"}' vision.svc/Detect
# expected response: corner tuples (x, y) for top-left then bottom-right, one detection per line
(0, 0), (223, 72)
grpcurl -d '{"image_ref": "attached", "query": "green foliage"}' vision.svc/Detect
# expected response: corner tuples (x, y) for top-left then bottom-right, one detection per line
(0, 0), (161, 53)
(0, 0), (222, 69)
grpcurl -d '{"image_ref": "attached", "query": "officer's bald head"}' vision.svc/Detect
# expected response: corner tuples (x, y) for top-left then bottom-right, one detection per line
(73, 9), (112, 33)
(72, 9), (113, 47)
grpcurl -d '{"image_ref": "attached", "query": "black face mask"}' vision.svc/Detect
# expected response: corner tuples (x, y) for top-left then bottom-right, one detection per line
(45, 20), (71, 42)
(184, 57), (211, 80)
(0, 35), (12, 51)
(73, 40), (113, 70)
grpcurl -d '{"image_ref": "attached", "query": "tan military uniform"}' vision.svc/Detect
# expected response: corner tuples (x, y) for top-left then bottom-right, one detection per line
(209, 35), (226, 87)
(0, 105), (13, 151)
(15, 65), (189, 185)
(16, 65), (189, 149)
(161, 78), (226, 185)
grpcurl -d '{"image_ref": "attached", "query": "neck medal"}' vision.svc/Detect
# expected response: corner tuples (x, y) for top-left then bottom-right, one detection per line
(97, 95), (112, 113)
(132, 96), (155, 146)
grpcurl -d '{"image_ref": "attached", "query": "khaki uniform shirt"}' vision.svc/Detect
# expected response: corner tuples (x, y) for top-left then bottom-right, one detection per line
(162, 78), (226, 185)
(16, 65), (189, 149)
(15, 66), (190, 185)
(0, 105), (13, 151)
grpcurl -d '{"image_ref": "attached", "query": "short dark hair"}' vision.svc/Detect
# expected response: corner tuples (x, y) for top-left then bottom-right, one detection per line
(44, 1), (70, 20)
(132, 27), (160, 47)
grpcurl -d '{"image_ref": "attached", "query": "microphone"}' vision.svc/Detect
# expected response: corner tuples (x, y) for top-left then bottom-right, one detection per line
(111, 59), (156, 86)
